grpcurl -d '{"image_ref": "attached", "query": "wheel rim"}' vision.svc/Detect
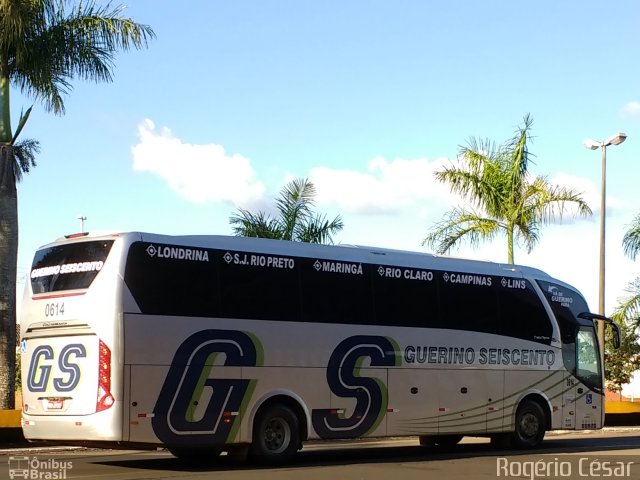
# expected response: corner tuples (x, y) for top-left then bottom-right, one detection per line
(261, 416), (291, 454)
(519, 411), (540, 439)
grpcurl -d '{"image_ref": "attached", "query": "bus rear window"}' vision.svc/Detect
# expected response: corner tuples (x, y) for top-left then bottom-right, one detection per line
(30, 240), (114, 293)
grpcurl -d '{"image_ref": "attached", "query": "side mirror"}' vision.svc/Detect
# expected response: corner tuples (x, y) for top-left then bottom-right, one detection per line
(610, 322), (621, 349)
(578, 312), (621, 349)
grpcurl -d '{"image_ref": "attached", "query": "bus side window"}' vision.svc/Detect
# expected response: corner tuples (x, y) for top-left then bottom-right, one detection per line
(372, 267), (438, 328)
(299, 259), (373, 325)
(218, 252), (301, 322)
(498, 281), (553, 344)
(438, 275), (499, 334)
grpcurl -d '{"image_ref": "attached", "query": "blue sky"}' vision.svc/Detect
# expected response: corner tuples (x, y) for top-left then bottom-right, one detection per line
(13, 0), (640, 329)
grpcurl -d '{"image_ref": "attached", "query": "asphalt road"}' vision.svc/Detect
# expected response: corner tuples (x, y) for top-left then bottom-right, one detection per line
(2, 429), (640, 480)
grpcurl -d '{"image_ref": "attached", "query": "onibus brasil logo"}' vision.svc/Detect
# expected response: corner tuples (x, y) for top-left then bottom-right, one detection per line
(8, 456), (72, 479)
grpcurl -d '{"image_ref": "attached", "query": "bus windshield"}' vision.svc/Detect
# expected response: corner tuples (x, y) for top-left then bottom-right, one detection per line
(576, 327), (601, 390)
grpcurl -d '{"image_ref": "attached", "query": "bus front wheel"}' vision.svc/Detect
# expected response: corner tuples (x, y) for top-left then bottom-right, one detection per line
(511, 400), (546, 449)
(250, 404), (300, 464)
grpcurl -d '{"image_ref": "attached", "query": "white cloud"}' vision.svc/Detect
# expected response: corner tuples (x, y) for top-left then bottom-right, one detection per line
(131, 119), (265, 206)
(307, 157), (611, 224)
(621, 101), (640, 117)
(550, 172), (630, 219)
(310, 156), (456, 214)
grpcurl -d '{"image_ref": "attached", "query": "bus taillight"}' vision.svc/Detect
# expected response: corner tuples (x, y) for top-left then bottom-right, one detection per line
(97, 340), (114, 412)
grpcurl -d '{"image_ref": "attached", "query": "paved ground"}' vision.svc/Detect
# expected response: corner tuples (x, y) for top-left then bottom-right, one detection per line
(2, 430), (640, 480)
(1, 426), (639, 453)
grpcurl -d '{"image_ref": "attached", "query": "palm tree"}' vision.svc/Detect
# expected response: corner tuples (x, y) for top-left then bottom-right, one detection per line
(422, 114), (592, 264)
(622, 212), (640, 260)
(0, 0), (154, 409)
(612, 279), (640, 328)
(230, 178), (344, 244)
(615, 214), (640, 326)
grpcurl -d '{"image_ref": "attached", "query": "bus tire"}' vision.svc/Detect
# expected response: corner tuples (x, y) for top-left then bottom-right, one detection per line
(435, 435), (463, 448)
(250, 404), (300, 464)
(511, 400), (546, 449)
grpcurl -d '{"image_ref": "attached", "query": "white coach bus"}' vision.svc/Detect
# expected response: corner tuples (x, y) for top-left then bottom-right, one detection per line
(20, 232), (620, 463)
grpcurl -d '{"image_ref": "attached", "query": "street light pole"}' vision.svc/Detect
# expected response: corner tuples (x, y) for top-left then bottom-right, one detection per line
(583, 132), (627, 366)
(598, 143), (606, 356)
(78, 215), (87, 233)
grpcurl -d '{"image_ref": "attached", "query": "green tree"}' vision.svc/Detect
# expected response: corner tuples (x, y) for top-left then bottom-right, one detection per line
(0, 0), (154, 409)
(622, 212), (640, 260)
(612, 279), (640, 328)
(617, 216), (640, 326)
(606, 290), (640, 398)
(230, 178), (344, 244)
(422, 114), (592, 263)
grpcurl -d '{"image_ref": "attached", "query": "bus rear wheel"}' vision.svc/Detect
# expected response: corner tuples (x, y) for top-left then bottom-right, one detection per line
(511, 400), (546, 449)
(250, 404), (300, 464)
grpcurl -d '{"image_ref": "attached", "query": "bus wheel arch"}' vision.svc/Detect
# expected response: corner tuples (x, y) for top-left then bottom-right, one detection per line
(511, 394), (550, 449)
(249, 394), (307, 464)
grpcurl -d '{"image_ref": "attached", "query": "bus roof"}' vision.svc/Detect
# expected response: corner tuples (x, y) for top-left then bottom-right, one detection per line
(45, 230), (560, 287)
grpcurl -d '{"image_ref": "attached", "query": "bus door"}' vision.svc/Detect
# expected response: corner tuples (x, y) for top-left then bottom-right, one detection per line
(387, 369), (439, 436)
(437, 370), (500, 434)
(561, 326), (602, 430)
(573, 327), (602, 429)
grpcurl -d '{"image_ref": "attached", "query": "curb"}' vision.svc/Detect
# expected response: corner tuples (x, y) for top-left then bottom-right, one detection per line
(0, 410), (20, 428)
(0, 411), (23, 446)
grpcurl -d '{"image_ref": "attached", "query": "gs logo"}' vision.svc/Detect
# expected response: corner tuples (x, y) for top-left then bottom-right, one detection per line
(152, 330), (262, 446)
(312, 335), (399, 439)
(152, 331), (399, 445)
(26, 344), (86, 392)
